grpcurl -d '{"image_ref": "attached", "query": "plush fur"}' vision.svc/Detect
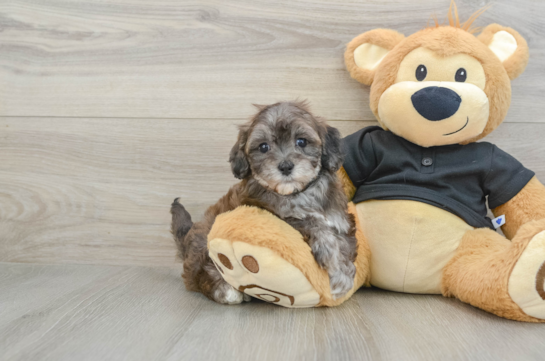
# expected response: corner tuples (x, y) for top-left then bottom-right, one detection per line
(344, 29), (405, 86)
(208, 203), (371, 306)
(339, 5), (545, 321)
(493, 177), (545, 239)
(442, 219), (545, 323)
(478, 24), (530, 80)
(338, 167), (357, 200)
(352, 26), (514, 143)
(173, 3), (545, 322)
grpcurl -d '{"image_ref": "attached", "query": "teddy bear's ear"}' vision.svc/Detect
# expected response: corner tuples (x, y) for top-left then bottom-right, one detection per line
(478, 24), (529, 80)
(344, 29), (405, 86)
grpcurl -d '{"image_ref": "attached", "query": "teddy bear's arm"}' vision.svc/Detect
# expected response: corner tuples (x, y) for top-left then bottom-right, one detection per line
(338, 167), (356, 201)
(492, 176), (545, 239)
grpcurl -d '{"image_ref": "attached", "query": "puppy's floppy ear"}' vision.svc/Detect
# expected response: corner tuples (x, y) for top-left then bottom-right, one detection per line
(321, 125), (344, 172)
(229, 126), (251, 179)
(345, 28), (405, 86)
(478, 24), (529, 80)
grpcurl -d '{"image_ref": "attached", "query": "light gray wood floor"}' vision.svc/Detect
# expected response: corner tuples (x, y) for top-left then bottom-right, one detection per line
(1, 0), (544, 122)
(2, 0), (545, 359)
(2, 120), (544, 267)
(2, 262), (545, 361)
(2, 0), (545, 267)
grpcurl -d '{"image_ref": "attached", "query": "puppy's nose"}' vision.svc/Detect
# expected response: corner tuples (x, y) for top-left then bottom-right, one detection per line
(278, 161), (294, 176)
(411, 86), (461, 121)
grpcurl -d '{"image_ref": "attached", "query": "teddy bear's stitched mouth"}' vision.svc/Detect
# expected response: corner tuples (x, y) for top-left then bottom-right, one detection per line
(443, 116), (469, 136)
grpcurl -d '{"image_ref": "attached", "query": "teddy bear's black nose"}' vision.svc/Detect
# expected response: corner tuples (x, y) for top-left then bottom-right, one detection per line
(411, 86), (461, 121)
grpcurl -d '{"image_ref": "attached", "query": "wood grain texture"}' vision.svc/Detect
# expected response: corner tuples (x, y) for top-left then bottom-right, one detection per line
(1, 0), (544, 121)
(0, 262), (544, 361)
(1, 2), (545, 358)
(0, 117), (371, 266)
(1, 117), (544, 267)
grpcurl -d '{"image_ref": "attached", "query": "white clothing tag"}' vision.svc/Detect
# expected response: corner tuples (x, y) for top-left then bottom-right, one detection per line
(492, 215), (506, 229)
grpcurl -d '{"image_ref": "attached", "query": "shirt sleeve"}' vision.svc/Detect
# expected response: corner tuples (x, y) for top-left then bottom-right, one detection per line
(484, 144), (535, 209)
(341, 126), (381, 188)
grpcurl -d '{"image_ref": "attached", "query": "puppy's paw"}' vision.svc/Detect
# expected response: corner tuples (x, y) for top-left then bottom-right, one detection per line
(328, 262), (356, 300)
(212, 282), (251, 305)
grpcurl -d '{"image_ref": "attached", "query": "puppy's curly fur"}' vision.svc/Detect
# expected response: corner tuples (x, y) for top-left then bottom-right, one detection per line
(171, 101), (357, 304)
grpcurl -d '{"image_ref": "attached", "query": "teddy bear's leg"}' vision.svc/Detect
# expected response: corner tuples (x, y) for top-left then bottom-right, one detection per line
(442, 219), (545, 322)
(207, 203), (371, 308)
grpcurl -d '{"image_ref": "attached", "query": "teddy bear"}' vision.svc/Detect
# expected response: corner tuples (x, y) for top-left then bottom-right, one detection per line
(205, 6), (545, 322)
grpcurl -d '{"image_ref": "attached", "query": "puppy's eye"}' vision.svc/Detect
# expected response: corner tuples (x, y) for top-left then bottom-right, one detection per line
(455, 68), (467, 82)
(296, 138), (307, 148)
(415, 65), (427, 81)
(259, 143), (270, 153)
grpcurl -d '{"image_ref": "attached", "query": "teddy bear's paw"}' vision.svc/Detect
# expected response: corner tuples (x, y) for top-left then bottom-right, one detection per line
(212, 282), (251, 305)
(328, 262), (356, 300)
(208, 238), (321, 308)
(509, 230), (545, 319)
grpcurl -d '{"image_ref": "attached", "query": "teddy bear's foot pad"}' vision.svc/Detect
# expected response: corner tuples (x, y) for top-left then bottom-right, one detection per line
(208, 238), (320, 308)
(509, 230), (545, 319)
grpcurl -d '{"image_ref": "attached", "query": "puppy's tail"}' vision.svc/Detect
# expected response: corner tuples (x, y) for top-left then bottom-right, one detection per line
(170, 198), (193, 260)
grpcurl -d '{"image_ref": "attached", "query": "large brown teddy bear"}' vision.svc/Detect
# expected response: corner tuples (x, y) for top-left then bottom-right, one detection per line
(206, 8), (545, 322)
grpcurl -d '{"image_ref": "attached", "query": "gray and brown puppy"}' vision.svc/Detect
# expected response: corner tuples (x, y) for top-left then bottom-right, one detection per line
(171, 101), (357, 304)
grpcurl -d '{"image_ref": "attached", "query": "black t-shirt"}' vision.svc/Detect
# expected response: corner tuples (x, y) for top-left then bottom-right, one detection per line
(342, 126), (535, 229)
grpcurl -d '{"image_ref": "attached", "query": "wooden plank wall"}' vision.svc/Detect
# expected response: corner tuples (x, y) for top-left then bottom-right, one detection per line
(1, 0), (544, 266)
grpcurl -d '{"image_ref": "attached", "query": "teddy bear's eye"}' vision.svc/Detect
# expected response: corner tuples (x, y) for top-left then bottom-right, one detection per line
(415, 65), (427, 81)
(455, 68), (467, 82)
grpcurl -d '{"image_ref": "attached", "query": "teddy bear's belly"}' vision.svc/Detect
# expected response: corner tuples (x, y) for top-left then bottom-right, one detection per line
(355, 199), (474, 294)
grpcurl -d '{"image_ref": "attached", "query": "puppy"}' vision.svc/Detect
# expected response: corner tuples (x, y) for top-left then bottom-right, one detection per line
(171, 101), (357, 304)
